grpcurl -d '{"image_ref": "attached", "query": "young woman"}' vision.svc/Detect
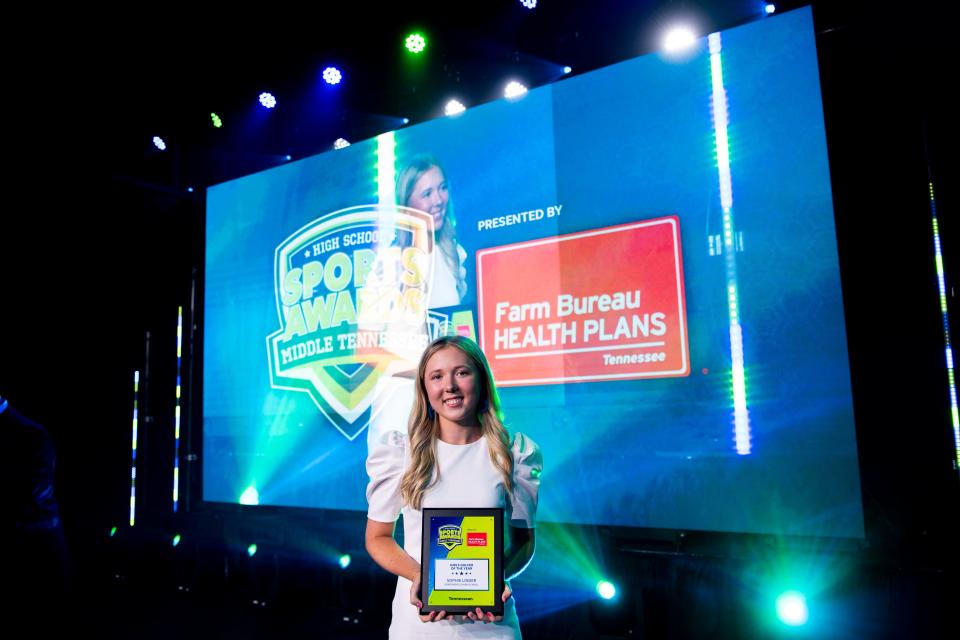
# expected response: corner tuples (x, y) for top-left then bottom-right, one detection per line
(365, 336), (542, 638)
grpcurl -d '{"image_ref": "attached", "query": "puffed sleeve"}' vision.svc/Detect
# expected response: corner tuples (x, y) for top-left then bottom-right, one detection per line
(508, 432), (543, 528)
(365, 430), (406, 523)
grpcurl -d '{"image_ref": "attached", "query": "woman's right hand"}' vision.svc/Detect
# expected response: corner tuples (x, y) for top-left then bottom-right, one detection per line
(410, 570), (448, 622)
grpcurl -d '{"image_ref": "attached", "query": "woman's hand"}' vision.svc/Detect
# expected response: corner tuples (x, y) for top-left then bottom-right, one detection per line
(464, 581), (512, 623)
(410, 571), (448, 622)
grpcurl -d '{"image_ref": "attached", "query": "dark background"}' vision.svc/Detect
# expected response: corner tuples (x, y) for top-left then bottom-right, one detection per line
(2, 1), (955, 637)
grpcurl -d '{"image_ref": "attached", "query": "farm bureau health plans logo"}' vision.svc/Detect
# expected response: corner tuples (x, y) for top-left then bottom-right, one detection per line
(266, 204), (435, 441)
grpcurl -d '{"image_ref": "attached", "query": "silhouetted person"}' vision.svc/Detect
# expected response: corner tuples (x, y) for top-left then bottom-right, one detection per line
(2, 395), (70, 609)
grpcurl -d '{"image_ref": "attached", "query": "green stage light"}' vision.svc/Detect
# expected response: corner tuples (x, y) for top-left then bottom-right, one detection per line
(211, 113), (222, 128)
(339, 554), (351, 569)
(596, 580), (617, 600)
(110, 526), (117, 537)
(172, 534), (181, 547)
(776, 591), (808, 626)
(239, 485), (259, 505)
(405, 33), (426, 54)
(247, 544), (258, 557)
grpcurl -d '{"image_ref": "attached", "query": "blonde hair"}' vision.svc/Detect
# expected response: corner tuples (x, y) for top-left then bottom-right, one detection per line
(400, 336), (513, 509)
(396, 154), (467, 300)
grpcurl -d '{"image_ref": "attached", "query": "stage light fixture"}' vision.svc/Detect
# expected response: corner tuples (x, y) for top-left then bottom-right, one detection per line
(247, 544), (258, 557)
(172, 534), (181, 547)
(284, 155), (292, 161)
(445, 99), (466, 116)
(504, 81), (528, 99)
(663, 26), (697, 53)
(563, 66), (572, 74)
(765, 4), (777, 15)
(339, 554), (351, 569)
(402, 117), (410, 124)
(323, 67), (342, 85)
(334, 138), (351, 150)
(259, 92), (277, 109)
(405, 33), (426, 54)
(519, 0), (537, 8)
(775, 591), (808, 626)
(110, 526), (117, 537)
(239, 485), (260, 505)
(211, 112), (223, 128)
(597, 580), (617, 600)
(152, 136), (166, 151)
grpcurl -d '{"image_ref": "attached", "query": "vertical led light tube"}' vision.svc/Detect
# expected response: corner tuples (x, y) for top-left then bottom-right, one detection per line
(173, 306), (183, 512)
(709, 32), (751, 455)
(130, 370), (140, 526)
(928, 183), (959, 467)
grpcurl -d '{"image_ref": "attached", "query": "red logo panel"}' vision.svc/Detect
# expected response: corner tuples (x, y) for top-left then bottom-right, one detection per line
(477, 217), (689, 386)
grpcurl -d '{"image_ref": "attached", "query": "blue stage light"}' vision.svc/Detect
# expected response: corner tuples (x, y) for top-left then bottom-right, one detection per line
(765, 4), (777, 15)
(504, 81), (528, 99)
(597, 580), (617, 600)
(334, 138), (350, 150)
(323, 67), (342, 85)
(153, 136), (166, 151)
(776, 591), (809, 626)
(339, 554), (351, 569)
(259, 92), (277, 109)
(563, 66), (572, 74)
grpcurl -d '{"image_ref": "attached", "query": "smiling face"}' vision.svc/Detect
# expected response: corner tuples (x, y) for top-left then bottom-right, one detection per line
(406, 165), (449, 232)
(423, 345), (482, 430)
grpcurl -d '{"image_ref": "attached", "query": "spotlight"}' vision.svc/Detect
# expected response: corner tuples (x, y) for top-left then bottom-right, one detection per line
(504, 81), (528, 99)
(284, 155), (292, 162)
(765, 4), (777, 15)
(187, 187), (194, 193)
(445, 99), (466, 116)
(259, 92), (277, 109)
(563, 66), (572, 74)
(597, 580), (617, 600)
(339, 554), (351, 569)
(323, 66), (342, 85)
(152, 136), (167, 151)
(402, 117), (410, 124)
(172, 534), (181, 547)
(334, 138), (351, 150)
(519, 0), (537, 8)
(109, 526), (117, 537)
(776, 591), (808, 626)
(211, 112), (222, 128)
(663, 26), (697, 53)
(239, 486), (259, 505)
(405, 33), (426, 54)
(247, 544), (258, 557)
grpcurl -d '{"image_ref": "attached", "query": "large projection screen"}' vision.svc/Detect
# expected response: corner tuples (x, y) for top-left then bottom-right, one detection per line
(203, 8), (864, 538)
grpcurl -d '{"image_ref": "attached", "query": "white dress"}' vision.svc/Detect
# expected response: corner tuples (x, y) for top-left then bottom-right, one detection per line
(366, 431), (542, 639)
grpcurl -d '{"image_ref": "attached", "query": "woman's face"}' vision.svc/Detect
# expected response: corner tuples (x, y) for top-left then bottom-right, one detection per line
(407, 166), (449, 232)
(423, 346), (481, 429)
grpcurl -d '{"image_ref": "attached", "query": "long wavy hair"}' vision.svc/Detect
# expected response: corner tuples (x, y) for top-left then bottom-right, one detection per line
(400, 336), (513, 509)
(396, 154), (467, 301)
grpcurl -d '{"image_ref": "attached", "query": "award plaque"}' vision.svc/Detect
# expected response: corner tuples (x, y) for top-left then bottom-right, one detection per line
(419, 508), (504, 615)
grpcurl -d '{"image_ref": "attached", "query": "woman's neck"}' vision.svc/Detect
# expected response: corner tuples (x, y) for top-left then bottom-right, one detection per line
(438, 421), (482, 445)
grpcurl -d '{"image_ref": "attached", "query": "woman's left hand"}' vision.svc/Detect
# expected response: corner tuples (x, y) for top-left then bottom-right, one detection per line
(464, 582), (511, 623)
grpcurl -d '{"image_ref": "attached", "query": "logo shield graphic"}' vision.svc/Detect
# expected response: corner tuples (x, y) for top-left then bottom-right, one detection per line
(438, 524), (463, 551)
(266, 204), (435, 440)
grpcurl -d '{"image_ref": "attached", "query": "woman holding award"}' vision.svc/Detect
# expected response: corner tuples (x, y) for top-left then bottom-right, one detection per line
(365, 336), (542, 638)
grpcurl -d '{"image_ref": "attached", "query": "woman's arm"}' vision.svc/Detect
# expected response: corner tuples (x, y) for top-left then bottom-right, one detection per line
(505, 526), (536, 581)
(365, 518), (419, 581)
